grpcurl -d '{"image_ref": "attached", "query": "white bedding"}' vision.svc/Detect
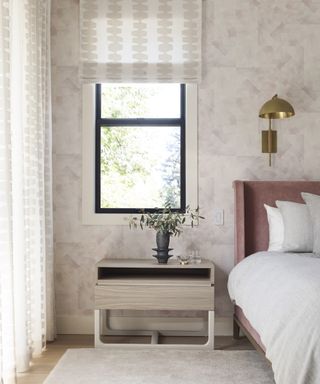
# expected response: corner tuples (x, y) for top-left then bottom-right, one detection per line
(228, 252), (320, 384)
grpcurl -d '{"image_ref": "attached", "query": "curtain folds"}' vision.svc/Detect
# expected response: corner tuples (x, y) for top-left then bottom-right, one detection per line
(0, 0), (55, 383)
(80, 0), (202, 83)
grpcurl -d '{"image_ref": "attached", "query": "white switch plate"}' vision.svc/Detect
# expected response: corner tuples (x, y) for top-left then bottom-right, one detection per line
(213, 208), (224, 226)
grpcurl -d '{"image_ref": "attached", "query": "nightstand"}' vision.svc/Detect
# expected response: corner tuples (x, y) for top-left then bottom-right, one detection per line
(94, 259), (215, 349)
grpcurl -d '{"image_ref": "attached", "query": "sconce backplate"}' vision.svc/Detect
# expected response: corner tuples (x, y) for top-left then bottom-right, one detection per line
(262, 130), (277, 153)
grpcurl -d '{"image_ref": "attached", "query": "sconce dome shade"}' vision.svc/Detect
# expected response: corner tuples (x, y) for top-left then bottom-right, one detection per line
(259, 94), (295, 119)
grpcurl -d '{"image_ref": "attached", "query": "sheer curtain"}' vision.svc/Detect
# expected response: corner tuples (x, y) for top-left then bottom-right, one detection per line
(0, 0), (55, 383)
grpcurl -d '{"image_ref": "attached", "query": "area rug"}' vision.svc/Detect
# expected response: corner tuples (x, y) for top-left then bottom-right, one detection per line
(44, 349), (275, 384)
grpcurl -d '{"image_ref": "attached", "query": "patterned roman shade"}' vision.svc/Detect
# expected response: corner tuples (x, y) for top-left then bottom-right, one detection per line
(80, 0), (202, 83)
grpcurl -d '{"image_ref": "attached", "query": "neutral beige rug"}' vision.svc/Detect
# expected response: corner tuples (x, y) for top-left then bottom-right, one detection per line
(44, 349), (275, 384)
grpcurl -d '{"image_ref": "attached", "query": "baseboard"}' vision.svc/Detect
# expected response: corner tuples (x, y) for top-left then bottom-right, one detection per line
(57, 314), (233, 336)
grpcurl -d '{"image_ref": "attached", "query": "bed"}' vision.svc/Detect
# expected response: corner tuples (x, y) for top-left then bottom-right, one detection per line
(228, 180), (320, 384)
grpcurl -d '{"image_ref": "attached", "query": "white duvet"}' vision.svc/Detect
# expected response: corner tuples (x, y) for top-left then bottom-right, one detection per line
(228, 252), (320, 384)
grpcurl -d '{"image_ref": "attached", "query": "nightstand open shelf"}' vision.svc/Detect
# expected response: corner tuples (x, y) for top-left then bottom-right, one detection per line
(94, 259), (215, 349)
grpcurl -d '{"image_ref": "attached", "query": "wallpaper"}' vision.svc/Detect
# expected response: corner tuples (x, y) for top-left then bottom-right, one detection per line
(51, 0), (320, 333)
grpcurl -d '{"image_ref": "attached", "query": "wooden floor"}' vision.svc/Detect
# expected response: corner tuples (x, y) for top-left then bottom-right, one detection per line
(16, 334), (254, 384)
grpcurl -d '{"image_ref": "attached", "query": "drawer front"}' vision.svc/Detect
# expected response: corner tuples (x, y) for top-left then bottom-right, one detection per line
(95, 285), (214, 311)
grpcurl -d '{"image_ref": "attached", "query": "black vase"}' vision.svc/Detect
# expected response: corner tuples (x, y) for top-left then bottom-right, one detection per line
(153, 231), (173, 264)
(156, 231), (170, 250)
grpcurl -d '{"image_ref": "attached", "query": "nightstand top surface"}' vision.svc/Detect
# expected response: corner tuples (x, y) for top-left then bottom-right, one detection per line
(96, 258), (214, 270)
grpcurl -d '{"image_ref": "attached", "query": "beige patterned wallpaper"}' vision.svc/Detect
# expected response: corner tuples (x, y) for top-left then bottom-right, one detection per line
(51, 0), (320, 334)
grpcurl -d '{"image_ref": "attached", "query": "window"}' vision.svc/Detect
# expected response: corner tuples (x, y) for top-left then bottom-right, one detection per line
(82, 84), (198, 225)
(95, 84), (186, 213)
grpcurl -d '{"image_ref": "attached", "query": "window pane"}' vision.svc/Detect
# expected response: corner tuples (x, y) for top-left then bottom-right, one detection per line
(101, 84), (181, 119)
(100, 126), (181, 209)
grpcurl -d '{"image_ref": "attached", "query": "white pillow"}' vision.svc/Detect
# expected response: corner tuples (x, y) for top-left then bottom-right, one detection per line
(301, 192), (320, 255)
(264, 204), (284, 251)
(276, 200), (313, 252)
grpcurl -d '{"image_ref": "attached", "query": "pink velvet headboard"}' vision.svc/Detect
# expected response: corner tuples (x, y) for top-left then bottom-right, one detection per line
(234, 180), (320, 264)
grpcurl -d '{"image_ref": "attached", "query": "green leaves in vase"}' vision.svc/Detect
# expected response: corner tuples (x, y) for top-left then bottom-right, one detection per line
(129, 204), (205, 236)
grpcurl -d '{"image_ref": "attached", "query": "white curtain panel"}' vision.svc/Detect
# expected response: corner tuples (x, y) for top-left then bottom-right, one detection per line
(80, 0), (202, 83)
(0, 0), (55, 383)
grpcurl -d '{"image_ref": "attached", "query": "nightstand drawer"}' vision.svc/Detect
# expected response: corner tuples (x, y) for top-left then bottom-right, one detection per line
(95, 285), (214, 311)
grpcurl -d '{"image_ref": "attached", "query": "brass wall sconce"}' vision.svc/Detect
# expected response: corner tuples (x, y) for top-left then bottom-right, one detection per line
(259, 95), (295, 166)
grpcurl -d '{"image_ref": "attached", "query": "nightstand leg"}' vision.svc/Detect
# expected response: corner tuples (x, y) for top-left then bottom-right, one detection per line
(94, 309), (103, 347)
(207, 311), (215, 349)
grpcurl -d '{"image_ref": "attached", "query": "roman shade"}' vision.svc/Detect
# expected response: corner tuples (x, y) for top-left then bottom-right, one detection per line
(80, 0), (202, 83)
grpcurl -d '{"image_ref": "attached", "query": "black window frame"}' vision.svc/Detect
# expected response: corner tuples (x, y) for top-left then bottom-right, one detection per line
(95, 83), (186, 214)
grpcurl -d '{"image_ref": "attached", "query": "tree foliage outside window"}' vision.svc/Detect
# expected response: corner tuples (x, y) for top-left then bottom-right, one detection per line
(97, 84), (184, 211)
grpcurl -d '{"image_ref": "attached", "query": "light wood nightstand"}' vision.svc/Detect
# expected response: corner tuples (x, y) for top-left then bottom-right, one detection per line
(94, 259), (215, 349)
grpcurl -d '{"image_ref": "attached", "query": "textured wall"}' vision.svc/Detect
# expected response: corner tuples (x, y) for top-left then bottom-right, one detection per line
(51, 0), (320, 332)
